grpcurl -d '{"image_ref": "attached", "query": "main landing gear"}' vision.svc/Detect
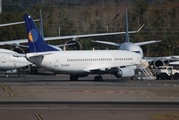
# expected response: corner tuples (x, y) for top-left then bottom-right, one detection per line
(5, 69), (26, 78)
(94, 75), (103, 81)
(70, 75), (79, 81)
(69, 74), (104, 81)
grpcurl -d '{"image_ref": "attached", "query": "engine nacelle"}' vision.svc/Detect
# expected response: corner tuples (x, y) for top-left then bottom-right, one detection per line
(152, 59), (169, 68)
(114, 67), (135, 78)
(24, 65), (31, 72)
(13, 47), (25, 54)
(64, 40), (82, 50)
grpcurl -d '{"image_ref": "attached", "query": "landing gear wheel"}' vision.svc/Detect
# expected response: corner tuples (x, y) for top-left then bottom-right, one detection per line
(70, 75), (79, 81)
(94, 76), (103, 81)
(173, 73), (179, 80)
(31, 67), (38, 74)
(160, 73), (167, 80)
(18, 70), (22, 77)
(5, 74), (10, 78)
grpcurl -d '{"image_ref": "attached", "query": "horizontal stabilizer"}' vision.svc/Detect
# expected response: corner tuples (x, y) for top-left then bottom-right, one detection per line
(135, 40), (161, 46)
(91, 40), (120, 47)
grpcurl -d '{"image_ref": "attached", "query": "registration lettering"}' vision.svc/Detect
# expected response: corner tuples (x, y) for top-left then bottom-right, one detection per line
(61, 64), (70, 67)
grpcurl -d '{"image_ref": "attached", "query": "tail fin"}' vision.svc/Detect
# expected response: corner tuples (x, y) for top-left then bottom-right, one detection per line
(39, 10), (44, 38)
(24, 14), (58, 52)
(125, 8), (130, 43)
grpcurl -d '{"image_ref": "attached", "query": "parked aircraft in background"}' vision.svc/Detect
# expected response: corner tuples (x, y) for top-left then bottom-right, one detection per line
(0, 21), (36, 77)
(0, 48), (31, 77)
(24, 14), (148, 81)
(92, 9), (161, 57)
(91, 9), (179, 68)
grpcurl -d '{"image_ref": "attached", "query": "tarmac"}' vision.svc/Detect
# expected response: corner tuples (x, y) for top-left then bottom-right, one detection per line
(0, 70), (179, 120)
(0, 70), (179, 102)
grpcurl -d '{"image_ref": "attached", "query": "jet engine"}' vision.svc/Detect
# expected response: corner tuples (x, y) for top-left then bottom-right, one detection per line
(13, 47), (25, 54)
(64, 40), (82, 50)
(152, 59), (169, 68)
(114, 67), (135, 78)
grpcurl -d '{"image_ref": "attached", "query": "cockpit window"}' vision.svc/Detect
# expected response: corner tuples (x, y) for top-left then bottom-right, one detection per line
(132, 51), (140, 54)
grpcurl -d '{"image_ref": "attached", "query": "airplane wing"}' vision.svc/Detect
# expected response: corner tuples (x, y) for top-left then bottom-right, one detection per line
(91, 40), (121, 47)
(0, 32), (134, 46)
(83, 64), (139, 73)
(0, 21), (25, 27)
(135, 40), (161, 46)
(92, 40), (161, 47)
(43, 30), (138, 41)
(144, 56), (179, 63)
(0, 19), (39, 27)
(26, 52), (53, 58)
(0, 39), (27, 46)
(83, 66), (117, 73)
(0, 38), (76, 47)
(42, 24), (144, 41)
(0, 24), (144, 47)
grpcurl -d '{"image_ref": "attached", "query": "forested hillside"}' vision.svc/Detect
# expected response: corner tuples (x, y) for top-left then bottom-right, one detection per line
(0, 0), (179, 56)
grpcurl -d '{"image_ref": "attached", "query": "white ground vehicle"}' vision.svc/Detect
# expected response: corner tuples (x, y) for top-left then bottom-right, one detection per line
(152, 66), (179, 80)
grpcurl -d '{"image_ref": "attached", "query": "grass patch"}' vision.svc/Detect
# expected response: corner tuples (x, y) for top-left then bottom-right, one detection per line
(149, 113), (179, 120)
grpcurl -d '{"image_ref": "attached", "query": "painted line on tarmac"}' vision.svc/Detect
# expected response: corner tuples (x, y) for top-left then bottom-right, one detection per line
(35, 113), (43, 120)
(14, 89), (152, 95)
(0, 83), (14, 96)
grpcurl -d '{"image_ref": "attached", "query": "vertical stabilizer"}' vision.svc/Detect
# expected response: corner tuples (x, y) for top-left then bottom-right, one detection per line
(125, 9), (130, 43)
(24, 14), (58, 52)
(39, 10), (44, 39)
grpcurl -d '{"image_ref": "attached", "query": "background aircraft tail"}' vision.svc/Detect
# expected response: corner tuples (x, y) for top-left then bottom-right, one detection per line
(125, 9), (130, 43)
(39, 10), (44, 39)
(24, 14), (58, 52)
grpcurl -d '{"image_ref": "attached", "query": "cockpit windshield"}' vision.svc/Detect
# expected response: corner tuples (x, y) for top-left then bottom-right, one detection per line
(132, 51), (140, 54)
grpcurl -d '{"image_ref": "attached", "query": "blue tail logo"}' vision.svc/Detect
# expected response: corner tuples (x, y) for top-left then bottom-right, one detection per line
(24, 14), (58, 53)
(28, 29), (38, 43)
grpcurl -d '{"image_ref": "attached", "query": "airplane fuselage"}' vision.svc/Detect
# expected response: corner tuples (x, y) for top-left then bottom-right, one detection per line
(0, 49), (31, 71)
(27, 50), (142, 75)
(120, 42), (143, 56)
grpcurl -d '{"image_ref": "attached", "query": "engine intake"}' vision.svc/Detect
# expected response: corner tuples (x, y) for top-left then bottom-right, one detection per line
(152, 59), (169, 68)
(64, 40), (82, 50)
(13, 47), (25, 54)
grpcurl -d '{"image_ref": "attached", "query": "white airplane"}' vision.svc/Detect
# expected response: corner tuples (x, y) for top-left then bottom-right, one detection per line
(0, 21), (36, 77)
(92, 9), (161, 56)
(24, 14), (147, 81)
(0, 48), (31, 77)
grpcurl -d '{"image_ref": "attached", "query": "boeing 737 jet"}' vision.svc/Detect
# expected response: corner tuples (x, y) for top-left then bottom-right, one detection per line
(24, 14), (147, 81)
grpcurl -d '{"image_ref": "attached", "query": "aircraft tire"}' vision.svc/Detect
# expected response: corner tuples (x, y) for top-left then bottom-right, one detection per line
(160, 73), (168, 80)
(70, 75), (78, 81)
(5, 74), (10, 78)
(173, 73), (179, 80)
(94, 76), (103, 81)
